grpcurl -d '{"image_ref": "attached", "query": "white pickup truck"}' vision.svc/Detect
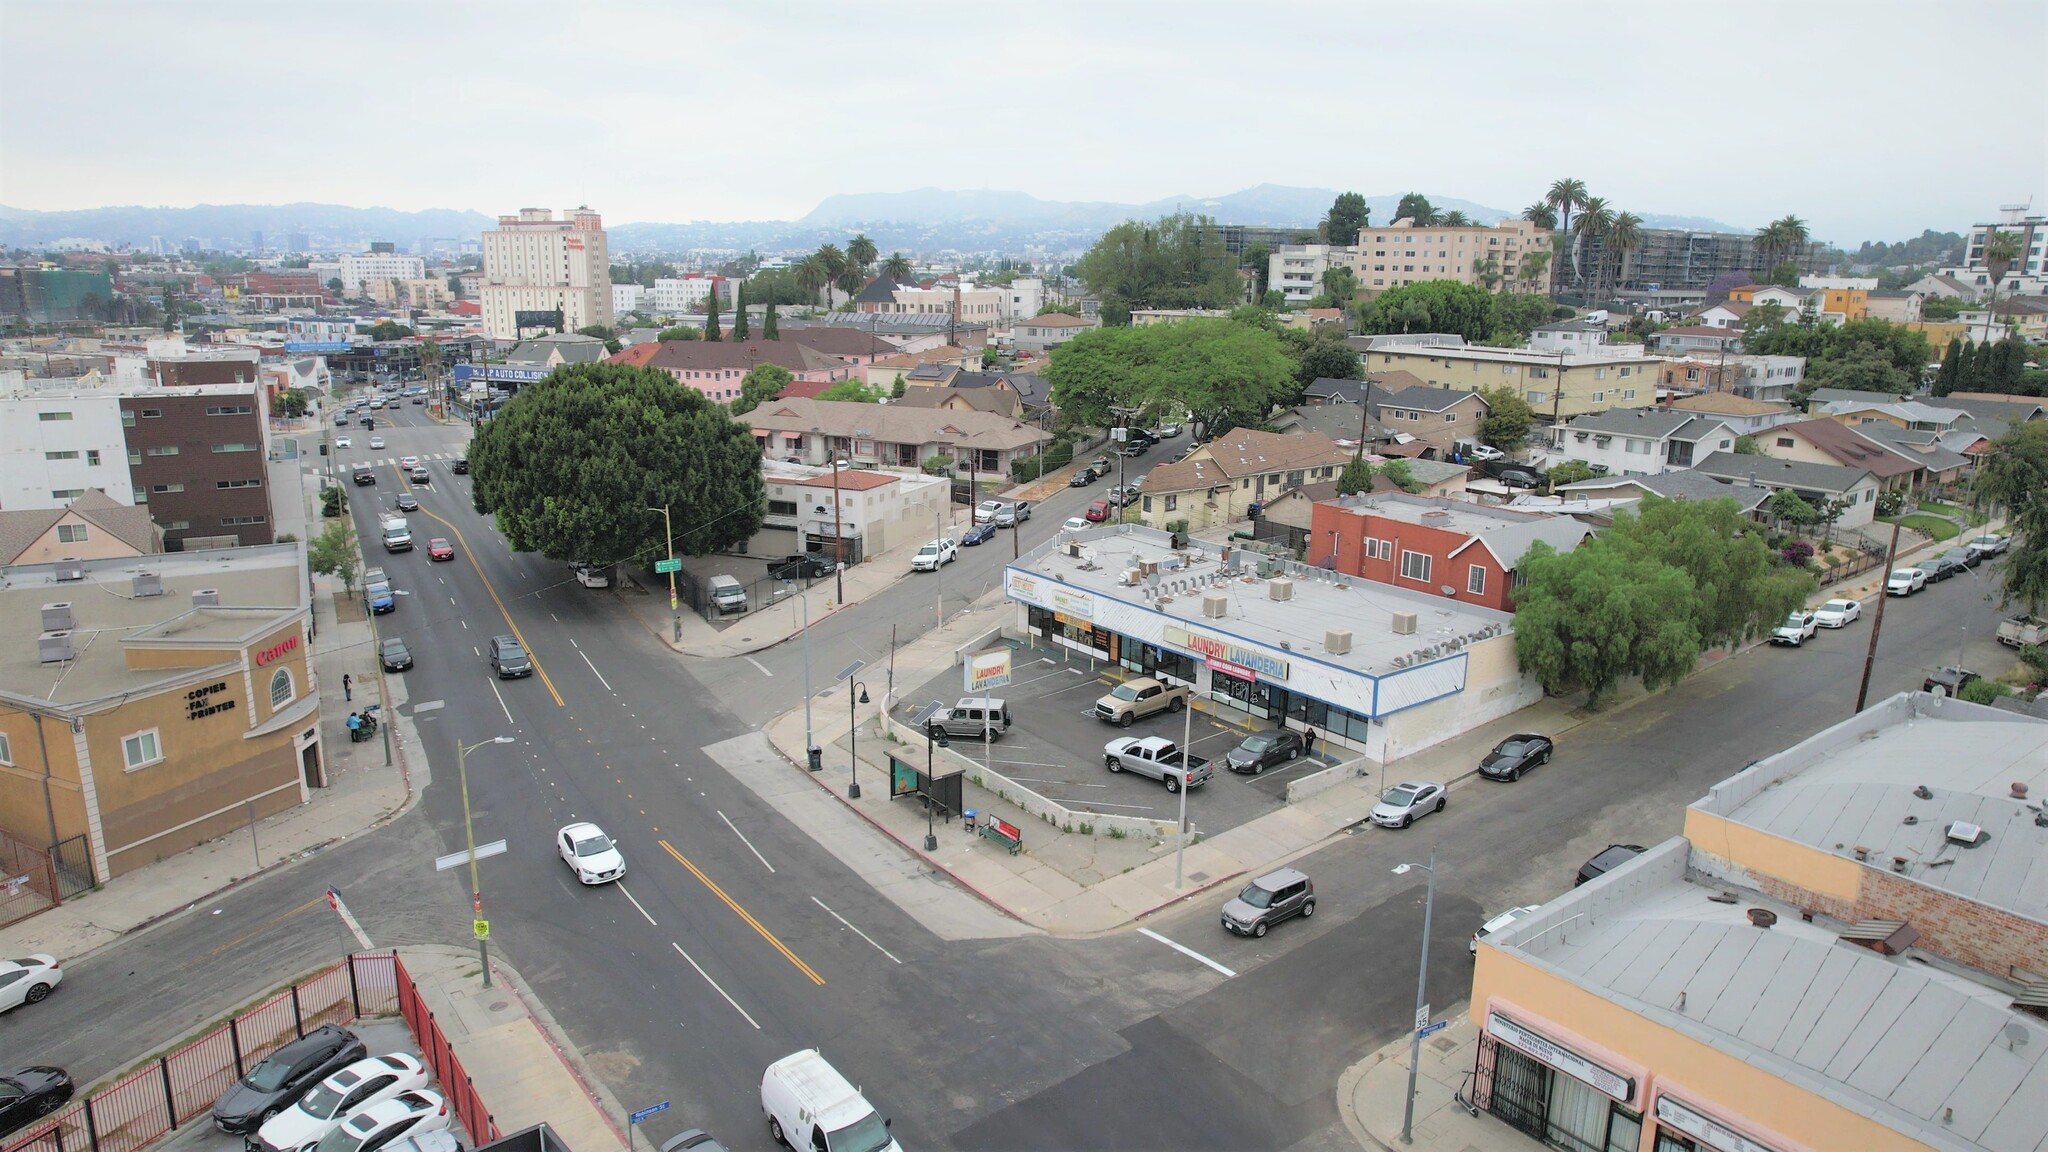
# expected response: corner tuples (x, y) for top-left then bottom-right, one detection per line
(1103, 736), (1213, 792)
(1996, 614), (2048, 648)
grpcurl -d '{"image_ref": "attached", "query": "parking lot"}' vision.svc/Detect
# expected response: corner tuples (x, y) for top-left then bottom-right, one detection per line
(895, 644), (1340, 835)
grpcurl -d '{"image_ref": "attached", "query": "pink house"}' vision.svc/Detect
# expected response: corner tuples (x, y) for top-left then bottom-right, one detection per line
(612, 340), (854, 403)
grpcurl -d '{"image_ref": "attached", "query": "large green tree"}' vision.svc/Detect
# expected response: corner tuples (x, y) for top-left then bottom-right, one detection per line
(1356, 280), (1497, 340)
(1287, 331), (1362, 392)
(847, 234), (878, 275)
(731, 363), (793, 415)
(1393, 193), (1437, 226)
(816, 380), (883, 403)
(468, 363), (765, 561)
(1322, 264), (1358, 305)
(1045, 318), (1295, 433)
(1476, 385), (1536, 450)
(1072, 212), (1241, 317)
(1976, 422), (2048, 614)
(1336, 457), (1375, 495)
(576, 325), (622, 354)
(731, 282), (749, 340)
(1513, 543), (1702, 706)
(1322, 192), (1370, 244)
(657, 325), (702, 342)
(1242, 241), (1273, 300)
(704, 287), (722, 341)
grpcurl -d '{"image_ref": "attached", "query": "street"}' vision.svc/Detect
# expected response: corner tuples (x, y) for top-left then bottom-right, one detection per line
(4, 404), (2017, 1152)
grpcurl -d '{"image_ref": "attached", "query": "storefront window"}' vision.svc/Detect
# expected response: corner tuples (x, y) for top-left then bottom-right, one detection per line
(1120, 642), (1194, 685)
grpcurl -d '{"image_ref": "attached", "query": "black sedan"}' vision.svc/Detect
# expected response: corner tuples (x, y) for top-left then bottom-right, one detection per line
(1068, 469), (1096, 488)
(211, 1024), (365, 1134)
(1224, 729), (1306, 774)
(380, 637), (413, 672)
(1478, 734), (1553, 781)
(0, 1068), (74, 1138)
(451, 457), (469, 474)
(1921, 556), (1960, 583)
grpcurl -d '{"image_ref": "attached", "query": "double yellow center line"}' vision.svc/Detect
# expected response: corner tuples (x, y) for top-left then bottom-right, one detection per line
(661, 839), (824, 986)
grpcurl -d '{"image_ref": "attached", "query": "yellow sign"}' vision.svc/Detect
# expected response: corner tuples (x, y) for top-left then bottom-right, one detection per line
(473, 919), (490, 940)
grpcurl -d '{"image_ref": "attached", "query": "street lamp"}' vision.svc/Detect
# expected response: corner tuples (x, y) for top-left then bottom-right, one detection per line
(1391, 848), (1438, 1145)
(459, 735), (516, 988)
(847, 681), (870, 799)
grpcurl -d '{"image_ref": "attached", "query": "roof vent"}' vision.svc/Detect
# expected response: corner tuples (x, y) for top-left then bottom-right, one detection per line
(1913, 784), (1933, 800)
(2013, 782), (2031, 801)
(55, 565), (84, 583)
(38, 631), (74, 664)
(1946, 821), (1987, 847)
(1266, 578), (1293, 601)
(192, 588), (220, 607)
(41, 602), (74, 632)
(1202, 593), (1228, 619)
(132, 571), (163, 597)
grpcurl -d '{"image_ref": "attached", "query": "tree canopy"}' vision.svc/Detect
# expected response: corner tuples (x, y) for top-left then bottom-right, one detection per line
(1393, 193), (1437, 225)
(1322, 192), (1369, 244)
(657, 325), (702, 342)
(730, 363), (792, 415)
(576, 325), (622, 354)
(1976, 421), (2048, 615)
(816, 380), (883, 403)
(468, 363), (766, 562)
(1477, 385), (1536, 450)
(1743, 307), (1933, 404)
(1071, 212), (1241, 320)
(1355, 281), (1497, 341)
(1045, 318), (1294, 432)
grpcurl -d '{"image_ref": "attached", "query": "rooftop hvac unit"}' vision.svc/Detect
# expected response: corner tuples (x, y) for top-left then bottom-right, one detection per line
(1326, 629), (1353, 655)
(1121, 568), (1142, 586)
(41, 602), (74, 632)
(1140, 558), (1160, 576)
(132, 571), (163, 597)
(1064, 543), (1083, 557)
(192, 588), (220, 607)
(1257, 559), (1278, 578)
(38, 631), (74, 664)
(1391, 611), (1418, 635)
(1267, 578), (1293, 601)
(1202, 593), (1229, 619)
(55, 565), (84, 583)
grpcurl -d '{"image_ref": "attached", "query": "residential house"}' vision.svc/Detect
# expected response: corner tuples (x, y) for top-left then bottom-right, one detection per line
(1861, 289), (1923, 324)
(1527, 319), (1614, 354)
(1987, 295), (2048, 341)
(1810, 286), (1868, 324)
(1132, 428), (1350, 530)
(1849, 421), (1970, 491)
(1302, 370), (1428, 408)
(1011, 312), (1099, 351)
(1377, 385), (1490, 456)
(1366, 456), (1471, 499)
(504, 333), (609, 370)
(1691, 451), (1879, 528)
(1663, 391), (1798, 436)
(1758, 418), (1922, 495)
(620, 340), (854, 404)
(1554, 468), (1774, 518)
(1275, 308), (1348, 332)
(1270, 402), (1397, 452)
(777, 313), (988, 352)
(1809, 397), (1969, 435)
(1690, 300), (1752, 329)
(860, 345), (974, 389)
(753, 462), (949, 566)
(1356, 337), (1656, 420)
(1248, 481), (1339, 553)
(743, 396), (1051, 477)
(774, 327), (900, 367)
(1726, 284), (1808, 310)
(1544, 407), (1739, 476)
(0, 490), (163, 564)
(856, 279), (1003, 326)
(891, 385), (1023, 420)
(1268, 244), (1364, 304)
(1647, 326), (1744, 355)
(1902, 271), (1978, 301)
(1308, 492), (1595, 613)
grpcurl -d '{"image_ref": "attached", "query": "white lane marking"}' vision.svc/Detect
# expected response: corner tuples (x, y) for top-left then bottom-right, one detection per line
(569, 638), (580, 649)
(1006, 776), (1109, 788)
(330, 891), (376, 950)
(461, 620), (468, 630)
(1138, 928), (1236, 978)
(812, 896), (901, 964)
(718, 811), (775, 872)
(671, 942), (760, 1029)
(579, 650), (614, 692)
(414, 700), (445, 713)
(618, 884), (657, 926)
(486, 676), (515, 725)
(744, 656), (774, 677)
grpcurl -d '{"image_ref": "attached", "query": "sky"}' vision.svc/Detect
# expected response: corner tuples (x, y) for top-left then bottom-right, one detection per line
(3, 0), (2045, 246)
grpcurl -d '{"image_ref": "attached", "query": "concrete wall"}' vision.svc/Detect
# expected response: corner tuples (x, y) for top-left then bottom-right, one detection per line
(884, 715), (1175, 842)
(1378, 633), (1541, 763)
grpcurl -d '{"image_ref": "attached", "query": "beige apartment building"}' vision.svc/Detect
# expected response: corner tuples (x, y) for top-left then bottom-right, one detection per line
(1356, 218), (1553, 294)
(1359, 338), (1655, 420)
(481, 207), (614, 340)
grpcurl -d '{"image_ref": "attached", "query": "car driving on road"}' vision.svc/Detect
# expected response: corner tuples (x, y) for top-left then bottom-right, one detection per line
(558, 822), (625, 884)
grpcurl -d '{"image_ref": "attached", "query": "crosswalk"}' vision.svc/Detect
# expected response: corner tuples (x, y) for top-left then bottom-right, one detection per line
(360, 453), (463, 466)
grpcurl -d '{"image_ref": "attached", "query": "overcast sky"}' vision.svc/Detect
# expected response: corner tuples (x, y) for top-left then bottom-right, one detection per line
(4, 0), (2044, 245)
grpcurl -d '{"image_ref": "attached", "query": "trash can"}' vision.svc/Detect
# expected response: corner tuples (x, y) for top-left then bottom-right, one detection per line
(963, 809), (978, 833)
(807, 746), (823, 772)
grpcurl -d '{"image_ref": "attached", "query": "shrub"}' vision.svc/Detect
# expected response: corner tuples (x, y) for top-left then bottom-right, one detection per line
(1957, 678), (2012, 706)
(922, 453), (956, 475)
(1780, 541), (1814, 566)
(1875, 489), (1904, 518)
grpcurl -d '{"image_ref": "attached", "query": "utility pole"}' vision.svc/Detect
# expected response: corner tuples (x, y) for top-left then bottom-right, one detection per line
(649, 504), (678, 644)
(831, 456), (845, 603)
(1854, 520), (1904, 714)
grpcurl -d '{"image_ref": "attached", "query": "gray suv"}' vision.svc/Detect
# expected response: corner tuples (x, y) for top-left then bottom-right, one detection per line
(926, 698), (1011, 741)
(1220, 867), (1315, 937)
(489, 635), (533, 679)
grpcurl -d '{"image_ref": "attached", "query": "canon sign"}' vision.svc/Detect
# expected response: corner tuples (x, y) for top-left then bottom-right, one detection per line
(255, 634), (300, 667)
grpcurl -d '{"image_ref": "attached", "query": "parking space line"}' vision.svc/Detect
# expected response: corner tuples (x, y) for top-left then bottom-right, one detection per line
(1137, 928), (1236, 978)
(1007, 776), (1110, 788)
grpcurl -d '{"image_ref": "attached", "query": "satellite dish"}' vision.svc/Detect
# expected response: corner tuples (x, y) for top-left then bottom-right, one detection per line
(2006, 1021), (2032, 1050)
(1440, 585), (1457, 596)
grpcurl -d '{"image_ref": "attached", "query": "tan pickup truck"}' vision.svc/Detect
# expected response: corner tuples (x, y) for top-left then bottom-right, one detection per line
(1093, 676), (1189, 727)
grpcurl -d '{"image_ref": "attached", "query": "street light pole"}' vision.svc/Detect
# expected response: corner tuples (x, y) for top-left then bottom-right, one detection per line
(1392, 849), (1438, 1145)
(649, 504), (678, 644)
(848, 681), (870, 799)
(787, 581), (818, 770)
(458, 735), (515, 988)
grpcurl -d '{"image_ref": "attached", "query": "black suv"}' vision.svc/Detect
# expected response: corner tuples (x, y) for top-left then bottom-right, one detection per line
(769, 553), (833, 580)
(353, 467), (376, 486)
(210, 1024), (365, 1134)
(1923, 666), (1979, 697)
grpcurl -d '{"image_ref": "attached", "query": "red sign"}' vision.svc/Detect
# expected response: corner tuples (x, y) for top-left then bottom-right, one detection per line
(1205, 656), (1256, 681)
(255, 634), (300, 667)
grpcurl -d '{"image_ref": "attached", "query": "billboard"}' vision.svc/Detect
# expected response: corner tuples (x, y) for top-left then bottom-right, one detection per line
(514, 309), (562, 331)
(965, 649), (1013, 694)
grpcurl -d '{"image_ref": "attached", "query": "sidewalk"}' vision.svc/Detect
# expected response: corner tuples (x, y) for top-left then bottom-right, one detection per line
(1339, 1011), (1543, 1152)
(0, 462), (419, 961)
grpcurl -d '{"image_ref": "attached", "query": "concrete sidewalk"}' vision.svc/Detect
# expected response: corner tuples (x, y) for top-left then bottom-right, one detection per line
(1338, 1010), (1543, 1152)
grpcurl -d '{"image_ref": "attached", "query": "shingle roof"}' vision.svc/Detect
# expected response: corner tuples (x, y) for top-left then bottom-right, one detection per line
(1778, 419), (1921, 477)
(1303, 370), (1428, 405)
(854, 275), (906, 305)
(1667, 391), (1790, 417)
(1559, 407), (1730, 441)
(891, 385), (1022, 417)
(0, 490), (160, 564)
(743, 397), (1052, 451)
(1654, 325), (1743, 339)
(1931, 395), (2048, 427)
(776, 328), (899, 356)
(1851, 421), (1971, 472)
(634, 340), (849, 376)
(1145, 428), (1348, 492)
(1450, 516), (1596, 570)
(1381, 385), (1487, 413)
(1693, 450), (1874, 494)
(1557, 470), (1774, 513)
(506, 334), (608, 365)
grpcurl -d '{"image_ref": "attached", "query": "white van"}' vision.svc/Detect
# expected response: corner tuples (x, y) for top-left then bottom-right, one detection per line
(381, 516), (412, 552)
(708, 574), (747, 614)
(760, 1050), (898, 1152)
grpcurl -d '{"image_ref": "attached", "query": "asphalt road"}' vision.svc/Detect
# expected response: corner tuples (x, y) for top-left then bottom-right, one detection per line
(5, 402), (2019, 1152)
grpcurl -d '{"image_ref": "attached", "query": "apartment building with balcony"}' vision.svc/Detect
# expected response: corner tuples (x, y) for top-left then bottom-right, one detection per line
(481, 207), (613, 340)
(1355, 218), (1553, 295)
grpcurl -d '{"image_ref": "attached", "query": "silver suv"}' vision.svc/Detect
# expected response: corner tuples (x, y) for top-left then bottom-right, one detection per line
(926, 698), (1011, 741)
(1220, 868), (1315, 937)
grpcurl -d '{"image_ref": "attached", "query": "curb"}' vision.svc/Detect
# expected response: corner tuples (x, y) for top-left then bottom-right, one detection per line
(624, 585), (863, 660)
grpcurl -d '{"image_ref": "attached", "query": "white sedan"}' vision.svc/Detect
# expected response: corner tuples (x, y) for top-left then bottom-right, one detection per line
(1369, 780), (1447, 828)
(1886, 567), (1927, 596)
(1471, 905), (1541, 956)
(1813, 598), (1863, 628)
(335, 436), (352, 449)
(910, 538), (958, 572)
(368, 436), (386, 450)
(1062, 516), (1089, 532)
(557, 822), (625, 884)
(0, 954), (61, 1011)
(398, 456), (420, 469)
(256, 1054), (428, 1152)
(1466, 444), (1507, 462)
(309, 1091), (450, 1152)
(1769, 609), (1819, 647)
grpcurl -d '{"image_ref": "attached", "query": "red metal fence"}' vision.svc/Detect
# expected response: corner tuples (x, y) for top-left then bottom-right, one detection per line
(1, 953), (497, 1152)
(0, 827), (60, 929)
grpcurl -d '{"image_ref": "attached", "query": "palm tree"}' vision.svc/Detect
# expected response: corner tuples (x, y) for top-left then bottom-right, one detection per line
(881, 252), (912, 280)
(1772, 215), (1810, 273)
(835, 266), (863, 301)
(795, 254), (830, 310)
(847, 234), (878, 276)
(1517, 249), (1552, 295)
(1522, 202), (1558, 230)
(1607, 212), (1643, 301)
(1440, 210), (1471, 228)
(1982, 230), (2025, 338)
(1545, 178), (1587, 291)
(1572, 196), (1612, 301)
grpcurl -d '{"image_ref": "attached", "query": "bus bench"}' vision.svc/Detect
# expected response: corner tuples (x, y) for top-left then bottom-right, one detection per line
(979, 817), (1023, 856)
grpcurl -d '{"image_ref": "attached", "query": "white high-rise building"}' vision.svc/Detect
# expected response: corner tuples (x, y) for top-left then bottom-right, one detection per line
(337, 251), (426, 296)
(481, 207), (613, 340)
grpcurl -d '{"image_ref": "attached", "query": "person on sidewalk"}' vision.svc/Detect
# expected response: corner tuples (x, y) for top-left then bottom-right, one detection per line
(343, 673), (353, 702)
(346, 711), (362, 740)
(1303, 726), (1317, 757)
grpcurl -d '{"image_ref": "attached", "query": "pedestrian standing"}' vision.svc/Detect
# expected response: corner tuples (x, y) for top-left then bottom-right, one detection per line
(1304, 726), (1317, 756)
(342, 673), (352, 702)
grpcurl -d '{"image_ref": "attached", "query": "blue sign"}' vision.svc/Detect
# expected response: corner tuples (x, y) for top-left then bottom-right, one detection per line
(285, 341), (353, 353)
(629, 1102), (671, 1125)
(1418, 1020), (1448, 1038)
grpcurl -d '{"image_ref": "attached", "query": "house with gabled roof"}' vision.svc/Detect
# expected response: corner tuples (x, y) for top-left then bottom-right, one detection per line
(1554, 469), (1775, 519)
(1308, 492), (1595, 612)
(1664, 391), (1798, 436)
(0, 490), (163, 564)
(1133, 428), (1350, 531)
(1378, 384), (1491, 456)
(614, 339), (855, 403)
(1539, 408), (1739, 477)
(743, 397), (1051, 476)
(1692, 451), (1879, 527)
(1758, 418), (1924, 494)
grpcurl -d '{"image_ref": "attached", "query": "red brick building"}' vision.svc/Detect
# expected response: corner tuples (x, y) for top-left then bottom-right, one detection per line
(120, 385), (275, 550)
(1308, 492), (1594, 613)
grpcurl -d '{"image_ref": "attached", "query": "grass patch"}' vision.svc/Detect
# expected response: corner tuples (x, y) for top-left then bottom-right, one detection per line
(1883, 514), (1961, 542)
(1916, 501), (1988, 526)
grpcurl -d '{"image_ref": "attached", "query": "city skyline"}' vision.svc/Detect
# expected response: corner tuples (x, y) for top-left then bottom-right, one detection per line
(3, 1), (2043, 246)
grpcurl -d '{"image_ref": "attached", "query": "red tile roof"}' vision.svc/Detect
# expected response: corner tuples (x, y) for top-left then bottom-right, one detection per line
(606, 344), (660, 367)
